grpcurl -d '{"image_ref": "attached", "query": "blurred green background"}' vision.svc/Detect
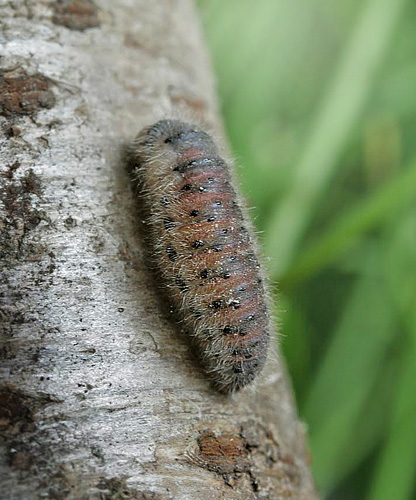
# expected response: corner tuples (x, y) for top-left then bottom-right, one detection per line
(197, 1), (416, 499)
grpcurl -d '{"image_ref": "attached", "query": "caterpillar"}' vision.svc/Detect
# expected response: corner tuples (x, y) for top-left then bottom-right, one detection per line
(129, 120), (271, 392)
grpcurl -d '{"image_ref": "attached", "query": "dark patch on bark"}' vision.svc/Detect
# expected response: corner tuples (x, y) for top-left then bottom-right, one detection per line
(0, 165), (48, 260)
(0, 385), (36, 433)
(64, 215), (77, 228)
(5, 125), (21, 137)
(0, 301), (33, 360)
(52, 0), (100, 31)
(37, 463), (111, 500)
(0, 69), (55, 117)
(0, 163), (52, 364)
(0, 384), (58, 471)
(97, 477), (159, 500)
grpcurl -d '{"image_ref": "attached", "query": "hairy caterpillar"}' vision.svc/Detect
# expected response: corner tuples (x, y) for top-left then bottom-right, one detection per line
(129, 120), (271, 392)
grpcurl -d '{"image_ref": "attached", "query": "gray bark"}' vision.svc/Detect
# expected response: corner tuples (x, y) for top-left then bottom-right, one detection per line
(0, 1), (320, 499)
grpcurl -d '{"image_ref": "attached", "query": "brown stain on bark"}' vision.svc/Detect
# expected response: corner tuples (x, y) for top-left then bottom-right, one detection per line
(52, 0), (100, 31)
(0, 69), (55, 117)
(189, 422), (303, 497)
(197, 431), (250, 476)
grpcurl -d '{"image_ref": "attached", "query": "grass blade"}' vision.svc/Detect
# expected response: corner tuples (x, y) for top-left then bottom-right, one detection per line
(265, 0), (409, 279)
(281, 158), (416, 288)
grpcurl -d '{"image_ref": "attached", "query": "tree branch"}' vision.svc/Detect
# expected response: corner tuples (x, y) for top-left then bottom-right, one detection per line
(0, 0), (320, 498)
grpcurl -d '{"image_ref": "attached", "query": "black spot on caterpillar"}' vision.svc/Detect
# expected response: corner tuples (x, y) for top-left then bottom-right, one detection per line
(129, 120), (270, 392)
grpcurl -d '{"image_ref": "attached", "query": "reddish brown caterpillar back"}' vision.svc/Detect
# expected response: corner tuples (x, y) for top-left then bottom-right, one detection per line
(130, 120), (270, 392)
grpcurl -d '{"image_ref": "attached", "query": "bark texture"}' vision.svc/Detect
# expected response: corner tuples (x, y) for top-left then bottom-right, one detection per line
(0, 1), (320, 499)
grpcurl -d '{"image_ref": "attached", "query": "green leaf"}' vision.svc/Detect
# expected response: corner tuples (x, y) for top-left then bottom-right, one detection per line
(367, 210), (416, 500)
(367, 331), (416, 500)
(303, 267), (397, 494)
